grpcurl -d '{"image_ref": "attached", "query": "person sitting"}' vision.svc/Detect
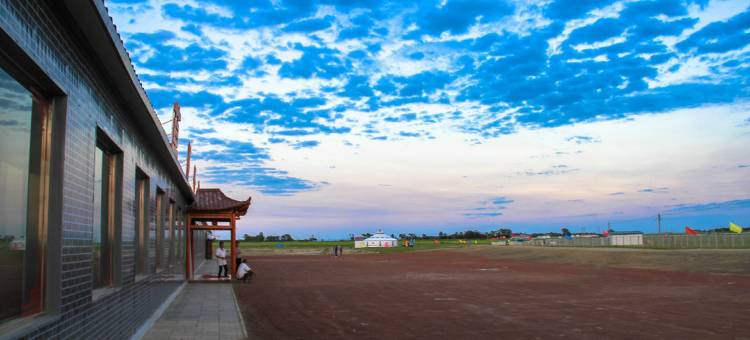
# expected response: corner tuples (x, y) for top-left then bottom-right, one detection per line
(236, 259), (254, 283)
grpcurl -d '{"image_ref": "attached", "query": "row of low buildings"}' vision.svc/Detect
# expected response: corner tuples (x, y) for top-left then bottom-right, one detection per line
(0, 1), (250, 339)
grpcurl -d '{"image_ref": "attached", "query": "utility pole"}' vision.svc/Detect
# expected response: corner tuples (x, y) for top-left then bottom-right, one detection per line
(657, 213), (662, 234)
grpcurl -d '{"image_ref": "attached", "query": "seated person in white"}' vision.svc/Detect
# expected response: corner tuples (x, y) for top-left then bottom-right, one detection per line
(237, 259), (254, 283)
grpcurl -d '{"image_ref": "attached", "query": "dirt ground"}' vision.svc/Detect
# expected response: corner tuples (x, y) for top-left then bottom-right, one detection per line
(234, 247), (750, 339)
(466, 246), (750, 274)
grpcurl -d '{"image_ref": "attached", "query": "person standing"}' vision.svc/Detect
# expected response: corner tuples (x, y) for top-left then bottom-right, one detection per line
(216, 241), (228, 278)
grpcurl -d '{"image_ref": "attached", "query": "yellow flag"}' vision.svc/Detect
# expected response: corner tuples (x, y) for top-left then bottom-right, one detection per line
(729, 223), (743, 234)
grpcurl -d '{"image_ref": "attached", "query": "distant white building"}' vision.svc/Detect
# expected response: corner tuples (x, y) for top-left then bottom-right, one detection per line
(356, 230), (398, 248)
(608, 231), (643, 246)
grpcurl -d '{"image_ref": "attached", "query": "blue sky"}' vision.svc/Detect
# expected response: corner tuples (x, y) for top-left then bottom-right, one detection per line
(107, 0), (750, 239)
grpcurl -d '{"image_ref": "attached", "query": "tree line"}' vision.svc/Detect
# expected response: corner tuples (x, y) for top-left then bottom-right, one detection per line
(352, 228), (514, 240)
(243, 232), (295, 242)
(242, 228), (515, 242)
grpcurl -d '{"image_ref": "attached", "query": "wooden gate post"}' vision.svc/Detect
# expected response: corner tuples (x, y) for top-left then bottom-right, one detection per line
(230, 212), (237, 278)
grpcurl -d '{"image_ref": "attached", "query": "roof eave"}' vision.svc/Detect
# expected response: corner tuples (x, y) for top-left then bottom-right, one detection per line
(61, 0), (194, 202)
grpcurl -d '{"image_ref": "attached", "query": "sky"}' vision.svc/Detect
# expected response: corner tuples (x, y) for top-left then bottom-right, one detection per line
(106, 0), (750, 240)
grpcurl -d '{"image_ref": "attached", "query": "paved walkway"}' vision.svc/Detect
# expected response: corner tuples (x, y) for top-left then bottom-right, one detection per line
(142, 283), (247, 340)
(194, 258), (235, 281)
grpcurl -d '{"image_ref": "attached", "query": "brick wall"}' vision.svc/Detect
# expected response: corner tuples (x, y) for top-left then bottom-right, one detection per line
(0, 1), (203, 338)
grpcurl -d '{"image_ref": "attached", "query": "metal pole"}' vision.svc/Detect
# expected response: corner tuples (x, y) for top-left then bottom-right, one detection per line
(657, 213), (661, 234)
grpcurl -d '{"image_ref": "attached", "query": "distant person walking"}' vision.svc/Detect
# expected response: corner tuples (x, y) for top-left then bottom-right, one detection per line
(216, 241), (228, 278)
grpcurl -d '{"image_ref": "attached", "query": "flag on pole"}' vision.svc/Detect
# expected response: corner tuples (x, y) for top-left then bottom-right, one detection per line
(685, 226), (699, 235)
(603, 229), (610, 237)
(729, 223), (743, 234)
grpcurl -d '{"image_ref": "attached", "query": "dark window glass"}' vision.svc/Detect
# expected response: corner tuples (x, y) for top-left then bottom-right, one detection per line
(0, 66), (45, 322)
(92, 145), (111, 289)
(135, 171), (148, 275)
(167, 201), (174, 267)
(154, 190), (163, 271)
(92, 131), (121, 292)
(176, 209), (183, 265)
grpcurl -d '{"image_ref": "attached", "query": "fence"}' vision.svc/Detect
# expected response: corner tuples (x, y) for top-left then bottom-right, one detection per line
(522, 233), (750, 249)
(643, 233), (750, 249)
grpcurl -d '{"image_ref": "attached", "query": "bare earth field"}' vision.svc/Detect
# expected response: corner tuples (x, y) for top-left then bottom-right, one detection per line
(233, 247), (750, 340)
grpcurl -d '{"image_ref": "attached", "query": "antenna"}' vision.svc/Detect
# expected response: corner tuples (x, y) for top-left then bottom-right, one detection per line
(185, 141), (192, 179)
(192, 165), (197, 192)
(170, 102), (181, 156)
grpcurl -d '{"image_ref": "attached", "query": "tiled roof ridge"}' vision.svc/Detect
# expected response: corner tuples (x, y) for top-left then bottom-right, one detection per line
(193, 188), (252, 215)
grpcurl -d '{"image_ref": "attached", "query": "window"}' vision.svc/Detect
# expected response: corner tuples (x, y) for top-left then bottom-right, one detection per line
(134, 170), (149, 276)
(0, 66), (50, 322)
(154, 188), (164, 271)
(176, 208), (183, 265)
(92, 130), (121, 291)
(167, 200), (174, 267)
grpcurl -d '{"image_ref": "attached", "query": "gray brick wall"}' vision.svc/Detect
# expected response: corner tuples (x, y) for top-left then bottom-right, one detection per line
(0, 1), (205, 339)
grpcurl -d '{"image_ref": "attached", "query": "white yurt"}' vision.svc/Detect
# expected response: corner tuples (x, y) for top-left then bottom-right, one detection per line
(353, 236), (366, 248)
(362, 230), (398, 248)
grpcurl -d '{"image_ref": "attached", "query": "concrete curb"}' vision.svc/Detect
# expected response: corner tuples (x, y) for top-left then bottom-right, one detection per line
(230, 284), (250, 339)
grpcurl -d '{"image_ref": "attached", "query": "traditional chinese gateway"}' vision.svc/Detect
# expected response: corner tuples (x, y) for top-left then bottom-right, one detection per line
(0, 1), (250, 338)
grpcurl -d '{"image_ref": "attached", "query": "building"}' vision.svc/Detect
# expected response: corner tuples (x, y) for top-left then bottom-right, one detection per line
(361, 231), (398, 248)
(353, 236), (366, 248)
(0, 1), (239, 338)
(608, 231), (644, 246)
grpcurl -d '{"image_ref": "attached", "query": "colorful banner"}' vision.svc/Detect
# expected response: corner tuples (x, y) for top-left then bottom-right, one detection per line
(729, 223), (743, 234)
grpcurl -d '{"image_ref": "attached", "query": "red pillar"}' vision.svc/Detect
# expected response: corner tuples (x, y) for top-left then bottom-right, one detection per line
(230, 212), (237, 278)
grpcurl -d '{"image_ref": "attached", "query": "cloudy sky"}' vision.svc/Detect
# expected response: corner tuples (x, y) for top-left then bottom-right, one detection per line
(106, 0), (750, 239)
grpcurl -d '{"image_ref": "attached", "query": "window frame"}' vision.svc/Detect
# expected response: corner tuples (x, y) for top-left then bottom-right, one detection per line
(167, 199), (175, 268)
(176, 207), (183, 266)
(154, 187), (165, 272)
(134, 168), (150, 280)
(0, 32), (66, 335)
(91, 128), (123, 299)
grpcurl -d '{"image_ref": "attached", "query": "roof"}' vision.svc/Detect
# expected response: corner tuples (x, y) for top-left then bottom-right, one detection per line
(191, 188), (252, 216)
(609, 231), (644, 235)
(59, 1), (194, 201)
(365, 232), (397, 241)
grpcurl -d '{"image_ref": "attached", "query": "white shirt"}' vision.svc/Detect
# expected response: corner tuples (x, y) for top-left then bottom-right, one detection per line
(237, 262), (251, 278)
(215, 247), (227, 266)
